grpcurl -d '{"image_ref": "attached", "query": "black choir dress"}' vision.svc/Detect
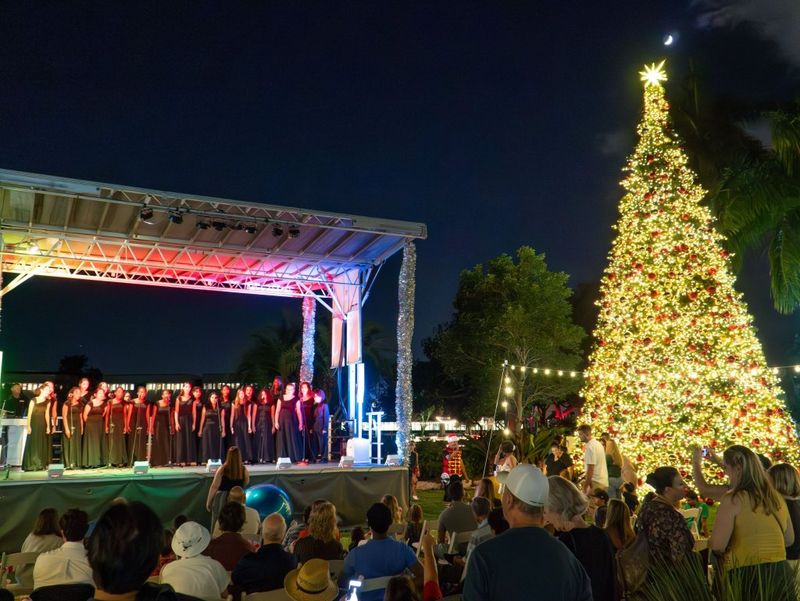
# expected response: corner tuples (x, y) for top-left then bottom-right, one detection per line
(22, 400), (50, 471)
(82, 403), (107, 468)
(174, 398), (197, 465)
(220, 398), (233, 455)
(231, 403), (252, 462)
(313, 401), (330, 462)
(302, 397), (315, 462)
(151, 403), (172, 467)
(200, 405), (223, 463)
(254, 402), (275, 463)
(107, 402), (127, 466)
(129, 401), (149, 462)
(62, 402), (83, 469)
(276, 398), (302, 462)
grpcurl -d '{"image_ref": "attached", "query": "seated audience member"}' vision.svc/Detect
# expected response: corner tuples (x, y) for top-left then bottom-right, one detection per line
(152, 529), (176, 576)
(213, 487), (260, 538)
(294, 501), (345, 563)
(340, 503), (423, 601)
(161, 522), (228, 601)
(466, 497), (493, 557)
(283, 505), (312, 550)
(604, 499), (635, 552)
(473, 477), (501, 509)
(284, 559), (338, 601)
(18, 508), (63, 587)
(348, 526), (366, 551)
(589, 488), (609, 528)
(545, 476), (616, 601)
(33, 508), (93, 590)
(233, 513), (297, 594)
(87, 501), (167, 601)
(173, 515), (189, 531)
(463, 464), (592, 601)
(436, 479), (477, 556)
(404, 504), (424, 546)
(204, 502), (255, 570)
(382, 494), (404, 524)
(487, 508), (509, 535)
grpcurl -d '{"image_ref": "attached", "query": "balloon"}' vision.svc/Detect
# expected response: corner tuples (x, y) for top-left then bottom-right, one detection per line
(245, 483), (293, 526)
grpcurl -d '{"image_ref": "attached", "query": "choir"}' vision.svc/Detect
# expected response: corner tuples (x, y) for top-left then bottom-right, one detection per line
(19, 378), (331, 471)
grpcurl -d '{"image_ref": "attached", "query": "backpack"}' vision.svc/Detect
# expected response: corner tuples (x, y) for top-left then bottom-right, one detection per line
(617, 529), (650, 595)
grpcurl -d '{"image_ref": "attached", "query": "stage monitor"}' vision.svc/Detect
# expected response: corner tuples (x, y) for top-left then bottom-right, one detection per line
(339, 455), (354, 469)
(133, 461), (150, 475)
(206, 459), (222, 473)
(47, 463), (65, 479)
(384, 455), (401, 466)
(276, 457), (292, 470)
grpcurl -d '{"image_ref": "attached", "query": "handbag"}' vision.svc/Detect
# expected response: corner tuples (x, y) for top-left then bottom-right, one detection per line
(617, 529), (650, 595)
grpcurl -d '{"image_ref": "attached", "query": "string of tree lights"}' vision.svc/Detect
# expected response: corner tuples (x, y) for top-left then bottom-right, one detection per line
(503, 363), (800, 379)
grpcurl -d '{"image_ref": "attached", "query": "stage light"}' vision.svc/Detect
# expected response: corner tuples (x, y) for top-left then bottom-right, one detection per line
(288, 225), (300, 238)
(139, 207), (154, 222)
(272, 225), (284, 237)
(196, 220), (210, 230)
(211, 220), (226, 232)
(244, 224), (257, 234)
(168, 212), (183, 224)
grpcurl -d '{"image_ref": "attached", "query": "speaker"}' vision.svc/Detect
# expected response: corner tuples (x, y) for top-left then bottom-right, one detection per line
(384, 454), (401, 466)
(133, 461), (150, 475)
(338, 455), (354, 469)
(276, 457), (293, 470)
(47, 463), (65, 479)
(206, 459), (222, 473)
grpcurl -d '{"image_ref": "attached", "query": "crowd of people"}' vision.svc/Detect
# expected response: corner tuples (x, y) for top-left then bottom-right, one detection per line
(8, 422), (800, 601)
(15, 377), (331, 471)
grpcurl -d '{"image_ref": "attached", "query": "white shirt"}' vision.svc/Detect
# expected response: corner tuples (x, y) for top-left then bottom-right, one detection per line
(211, 506), (261, 539)
(17, 534), (64, 587)
(33, 541), (93, 590)
(161, 555), (229, 601)
(583, 438), (609, 489)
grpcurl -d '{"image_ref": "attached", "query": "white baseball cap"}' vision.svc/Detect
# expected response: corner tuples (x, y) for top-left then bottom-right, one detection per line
(172, 521), (211, 558)
(497, 464), (549, 507)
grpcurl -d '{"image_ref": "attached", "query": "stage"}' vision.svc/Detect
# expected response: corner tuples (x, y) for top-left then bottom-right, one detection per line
(0, 463), (408, 553)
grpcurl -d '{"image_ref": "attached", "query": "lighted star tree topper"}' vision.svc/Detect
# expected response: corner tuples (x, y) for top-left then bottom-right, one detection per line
(580, 61), (800, 482)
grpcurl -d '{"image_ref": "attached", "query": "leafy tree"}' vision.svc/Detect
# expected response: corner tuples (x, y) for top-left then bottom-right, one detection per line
(429, 246), (585, 426)
(54, 354), (102, 399)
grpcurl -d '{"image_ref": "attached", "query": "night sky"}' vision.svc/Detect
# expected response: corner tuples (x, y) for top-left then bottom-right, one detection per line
(1, 2), (799, 377)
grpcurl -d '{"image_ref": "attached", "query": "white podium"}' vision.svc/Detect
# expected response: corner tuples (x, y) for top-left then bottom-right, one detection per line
(1, 418), (28, 467)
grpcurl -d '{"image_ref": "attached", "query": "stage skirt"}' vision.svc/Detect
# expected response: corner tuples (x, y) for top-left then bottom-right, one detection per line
(107, 403), (127, 466)
(22, 401), (50, 471)
(151, 406), (172, 466)
(200, 409), (223, 463)
(82, 404), (107, 468)
(254, 404), (275, 463)
(232, 411), (253, 462)
(128, 403), (149, 462)
(63, 404), (83, 469)
(276, 408), (302, 462)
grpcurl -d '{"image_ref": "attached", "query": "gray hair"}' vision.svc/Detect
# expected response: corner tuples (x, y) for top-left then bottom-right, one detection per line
(261, 513), (287, 544)
(546, 476), (589, 521)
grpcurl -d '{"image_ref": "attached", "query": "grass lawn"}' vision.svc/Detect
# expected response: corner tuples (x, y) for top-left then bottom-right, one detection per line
(414, 487), (448, 521)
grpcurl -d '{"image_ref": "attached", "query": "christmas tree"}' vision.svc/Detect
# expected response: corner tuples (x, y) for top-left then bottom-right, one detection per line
(581, 62), (800, 482)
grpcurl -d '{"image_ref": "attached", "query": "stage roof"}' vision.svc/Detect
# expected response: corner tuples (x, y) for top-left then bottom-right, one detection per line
(0, 169), (426, 302)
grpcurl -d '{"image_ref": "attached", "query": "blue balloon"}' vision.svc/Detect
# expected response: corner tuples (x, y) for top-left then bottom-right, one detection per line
(245, 483), (293, 526)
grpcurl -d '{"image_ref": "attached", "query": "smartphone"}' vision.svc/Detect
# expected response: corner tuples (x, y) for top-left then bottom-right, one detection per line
(701, 447), (710, 459)
(347, 580), (362, 601)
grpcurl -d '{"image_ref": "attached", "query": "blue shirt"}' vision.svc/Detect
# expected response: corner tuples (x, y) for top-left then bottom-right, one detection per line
(463, 526), (593, 601)
(340, 537), (418, 601)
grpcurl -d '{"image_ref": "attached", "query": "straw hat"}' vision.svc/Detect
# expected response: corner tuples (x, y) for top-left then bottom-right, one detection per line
(284, 559), (338, 601)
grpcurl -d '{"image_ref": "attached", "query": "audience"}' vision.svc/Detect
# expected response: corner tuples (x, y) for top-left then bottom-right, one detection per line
(463, 464), (592, 600)
(233, 513), (297, 594)
(545, 443), (574, 479)
(589, 488), (609, 528)
(621, 482), (639, 516)
(32, 508), (93, 590)
(213, 487), (260, 539)
(465, 497), (493, 561)
(160, 522), (229, 601)
(604, 499), (634, 552)
(382, 494), (404, 524)
(349, 526), (366, 551)
(635, 466), (695, 564)
(436, 480), (477, 556)
(600, 434), (624, 499)
(294, 501), (345, 563)
(152, 529), (177, 577)
(18, 508), (64, 587)
(284, 559), (338, 601)
(486, 508), (509, 535)
(577, 424), (608, 495)
(284, 504), (313, 550)
(682, 489), (709, 536)
(768, 462), (800, 573)
(340, 503), (422, 601)
(404, 504), (424, 546)
(473, 477), (501, 509)
(87, 502), (166, 601)
(203, 502), (255, 570)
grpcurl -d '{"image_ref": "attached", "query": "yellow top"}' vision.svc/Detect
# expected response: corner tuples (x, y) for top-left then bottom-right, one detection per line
(725, 491), (788, 569)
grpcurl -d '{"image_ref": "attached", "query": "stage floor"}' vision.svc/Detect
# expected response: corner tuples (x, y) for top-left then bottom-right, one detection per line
(0, 463), (408, 553)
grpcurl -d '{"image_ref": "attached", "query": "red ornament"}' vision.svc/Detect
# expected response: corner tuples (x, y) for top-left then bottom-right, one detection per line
(687, 292), (698, 301)
(706, 286), (716, 295)
(647, 272), (656, 280)
(680, 213), (690, 221)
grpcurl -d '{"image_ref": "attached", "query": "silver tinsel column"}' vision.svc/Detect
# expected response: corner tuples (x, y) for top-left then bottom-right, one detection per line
(395, 242), (416, 463)
(300, 296), (316, 384)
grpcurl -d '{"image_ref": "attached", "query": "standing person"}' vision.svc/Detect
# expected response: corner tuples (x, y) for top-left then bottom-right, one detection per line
(128, 386), (150, 463)
(600, 433), (624, 499)
(206, 446), (250, 532)
(636, 467), (695, 563)
(77, 377), (91, 406)
(219, 384), (234, 456)
(198, 390), (225, 463)
(174, 383), (198, 466)
(299, 381), (315, 463)
(408, 440), (420, 501)
(275, 382), (302, 463)
(82, 386), (108, 468)
(709, 446), (794, 593)
(768, 463), (800, 576)
(604, 498), (635, 552)
(22, 382), (53, 471)
(463, 464), (593, 601)
(150, 389), (174, 467)
(544, 476), (617, 601)
(230, 388), (253, 464)
(577, 425), (608, 495)
(442, 434), (465, 501)
(253, 387), (276, 464)
(61, 386), (84, 470)
(546, 443), (574, 479)
(494, 441), (518, 474)
(106, 386), (128, 467)
(5, 383), (29, 417)
(312, 389), (330, 463)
